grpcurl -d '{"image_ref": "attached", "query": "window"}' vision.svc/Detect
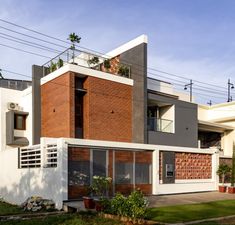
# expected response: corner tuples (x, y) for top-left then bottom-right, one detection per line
(14, 114), (26, 130)
(93, 150), (107, 177)
(135, 163), (151, 184)
(115, 163), (133, 184)
(68, 161), (90, 186)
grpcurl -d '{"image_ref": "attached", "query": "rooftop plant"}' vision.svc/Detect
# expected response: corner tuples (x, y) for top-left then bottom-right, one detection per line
(68, 32), (81, 64)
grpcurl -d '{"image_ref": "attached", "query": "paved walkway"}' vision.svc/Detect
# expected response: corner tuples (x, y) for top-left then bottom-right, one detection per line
(148, 191), (235, 207)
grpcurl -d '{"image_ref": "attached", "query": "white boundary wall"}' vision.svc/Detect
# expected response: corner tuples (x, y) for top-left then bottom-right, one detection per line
(0, 137), (220, 209)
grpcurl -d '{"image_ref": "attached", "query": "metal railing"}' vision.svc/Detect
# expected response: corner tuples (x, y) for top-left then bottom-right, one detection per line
(148, 117), (173, 133)
(42, 47), (131, 79)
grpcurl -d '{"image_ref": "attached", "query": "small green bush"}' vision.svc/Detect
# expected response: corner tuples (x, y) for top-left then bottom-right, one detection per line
(103, 190), (149, 220)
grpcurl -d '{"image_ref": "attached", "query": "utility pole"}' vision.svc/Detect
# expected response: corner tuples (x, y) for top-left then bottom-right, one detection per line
(227, 79), (234, 102)
(184, 79), (193, 102)
(207, 100), (212, 106)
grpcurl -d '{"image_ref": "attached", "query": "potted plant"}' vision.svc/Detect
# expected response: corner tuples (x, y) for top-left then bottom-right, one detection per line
(88, 56), (100, 68)
(228, 145), (235, 193)
(217, 164), (231, 192)
(103, 59), (111, 72)
(90, 176), (112, 211)
(57, 58), (63, 69)
(68, 32), (81, 64)
(118, 65), (130, 78)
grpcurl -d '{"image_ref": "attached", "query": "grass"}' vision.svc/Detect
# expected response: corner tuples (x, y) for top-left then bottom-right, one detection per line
(147, 200), (235, 223)
(0, 201), (22, 215)
(0, 212), (123, 225)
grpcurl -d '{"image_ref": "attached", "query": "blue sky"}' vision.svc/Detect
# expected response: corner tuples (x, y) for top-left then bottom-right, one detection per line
(1, 0), (235, 103)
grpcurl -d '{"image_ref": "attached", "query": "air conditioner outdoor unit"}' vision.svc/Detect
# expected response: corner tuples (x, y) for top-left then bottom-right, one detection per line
(7, 102), (20, 111)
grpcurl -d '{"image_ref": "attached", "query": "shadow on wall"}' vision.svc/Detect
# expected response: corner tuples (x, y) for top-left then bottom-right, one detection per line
(0, 147), (67, 209)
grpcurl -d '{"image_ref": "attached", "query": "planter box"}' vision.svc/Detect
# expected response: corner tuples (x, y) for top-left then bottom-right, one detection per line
(218, 186), (227, 193)
(228, 186), (235, 194)
(83, 197), (95, 209)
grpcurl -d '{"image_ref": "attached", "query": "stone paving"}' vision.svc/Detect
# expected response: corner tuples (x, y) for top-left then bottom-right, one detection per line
(148, 191), (235, 207)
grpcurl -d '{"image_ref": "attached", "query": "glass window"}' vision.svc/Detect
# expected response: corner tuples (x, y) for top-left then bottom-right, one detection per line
(14, 114), (26, 130)
(115, 163), (133, 184)
(68, 161), (90, 186)
(135, 163), (151, 184)
(93, 150), (107, 177)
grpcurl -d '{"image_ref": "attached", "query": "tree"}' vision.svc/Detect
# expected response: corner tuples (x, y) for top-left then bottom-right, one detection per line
(231, 144), (235, 187)
(68, 33), (81, 63)
(217, 164), (231, 185)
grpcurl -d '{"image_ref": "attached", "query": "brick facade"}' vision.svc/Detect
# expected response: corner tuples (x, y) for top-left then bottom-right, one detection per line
(159, 151), (212, 180)
(41, 72), (132, 142)
(68, 147), (152, 199)
(83, 76), (132, 142)
(41, 72), (75, 138)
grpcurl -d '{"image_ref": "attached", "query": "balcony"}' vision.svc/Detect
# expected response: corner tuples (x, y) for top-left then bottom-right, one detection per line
(42, 47), (131, 79)
(148, 117), (173, 133)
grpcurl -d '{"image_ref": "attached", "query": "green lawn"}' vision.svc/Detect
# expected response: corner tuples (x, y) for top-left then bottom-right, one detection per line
(147, 200), (235, 223)
(0, 212), (123, 225)
(0, 201), (22, 215)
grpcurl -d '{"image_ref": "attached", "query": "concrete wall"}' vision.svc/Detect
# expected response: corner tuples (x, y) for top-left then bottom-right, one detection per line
(148, 92), (198, 148)
(0, 138), (67, 209)
(0, 87), (32, 151)
(120, 43), (147, 144)
(0, 137), (219, 208)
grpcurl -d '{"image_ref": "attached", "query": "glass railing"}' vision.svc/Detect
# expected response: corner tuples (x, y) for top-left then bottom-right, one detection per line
(41, 47), (131, 79)
(148, 117), (173, 133)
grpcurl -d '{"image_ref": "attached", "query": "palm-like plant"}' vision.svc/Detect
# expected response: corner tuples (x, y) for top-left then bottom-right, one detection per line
(68, 33), (81, 63)
(217, 164), (231, 185)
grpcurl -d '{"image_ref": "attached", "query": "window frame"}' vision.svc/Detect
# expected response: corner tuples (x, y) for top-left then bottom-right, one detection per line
(14, 114), (26, 130)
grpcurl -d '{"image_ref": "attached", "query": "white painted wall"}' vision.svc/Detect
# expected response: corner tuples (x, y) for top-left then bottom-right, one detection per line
(0, 87), (32, 151)
(147, 78), (174, 95)
(0, 137), (219, 209)
(0, 138), (65, 209)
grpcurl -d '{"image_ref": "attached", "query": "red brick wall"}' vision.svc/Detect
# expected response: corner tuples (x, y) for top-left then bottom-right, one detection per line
(83, 76), (132, 142)
(175, 152), (212, 179)
(159, 151), (212, 180)
(41, 72), (75, 138)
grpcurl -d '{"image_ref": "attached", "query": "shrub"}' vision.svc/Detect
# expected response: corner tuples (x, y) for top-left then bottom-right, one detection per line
(127, 190), (149, 219)
(106, 190), (149, 220)
(90, 176), (112, 197)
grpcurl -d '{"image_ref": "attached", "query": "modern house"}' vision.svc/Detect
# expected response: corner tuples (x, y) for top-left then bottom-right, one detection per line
(0, 34), (233, 208)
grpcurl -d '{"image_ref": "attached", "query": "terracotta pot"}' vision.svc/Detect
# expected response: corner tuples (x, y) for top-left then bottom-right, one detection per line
(95, 201), (104, 211)
(83, 197), (95, 209)
(228, 186), (235, 194)
(219, 186), (227, 192)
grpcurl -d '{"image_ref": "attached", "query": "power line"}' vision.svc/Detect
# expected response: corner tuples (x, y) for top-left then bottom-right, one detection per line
(0, 32), (61, 53)
(0, 18), (229, 92)
(0, 43), (51, 59)
(0, 18), (231, 99)
(0, 25), (67, 49)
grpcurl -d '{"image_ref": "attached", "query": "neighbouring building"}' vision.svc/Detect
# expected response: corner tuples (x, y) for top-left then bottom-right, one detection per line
(0, 35), (233, 209)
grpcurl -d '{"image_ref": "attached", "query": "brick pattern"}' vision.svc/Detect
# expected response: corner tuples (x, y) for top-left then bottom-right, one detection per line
(69, 147), (90, 161)
(136, 152), (152, 163)
(159, 152), (212, 180)
(68, 186), (89, 199)
(135, 184), (152, 195)
(175, 152), (212, 179)
(101, 56), (120, 74)
(83, 76), (132, 142)
(115, 151), (134, 163)
(41, 72), (75, 138)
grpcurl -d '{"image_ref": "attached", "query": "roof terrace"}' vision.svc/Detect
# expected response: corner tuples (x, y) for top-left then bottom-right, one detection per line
(42, 47), (131, 79)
